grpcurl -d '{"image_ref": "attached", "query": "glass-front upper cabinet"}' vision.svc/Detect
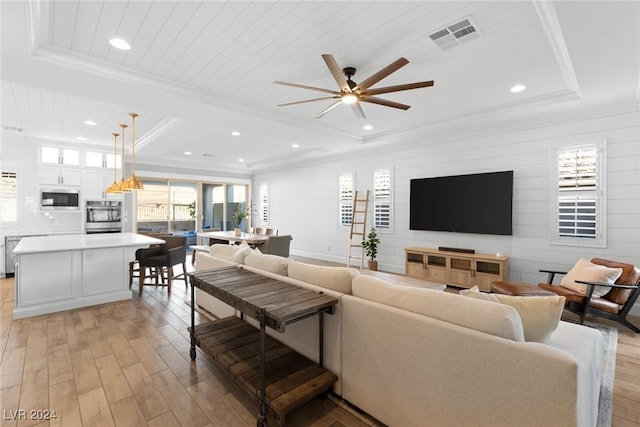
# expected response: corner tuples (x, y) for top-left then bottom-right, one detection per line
(40, 146), (80, 166)
(85, 150), (121, 170)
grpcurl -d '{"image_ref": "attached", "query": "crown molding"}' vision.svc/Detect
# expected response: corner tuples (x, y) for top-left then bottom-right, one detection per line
(534, 0), (582, 98)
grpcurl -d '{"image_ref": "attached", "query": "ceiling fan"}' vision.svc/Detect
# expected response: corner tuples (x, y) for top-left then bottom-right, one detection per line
(274, 54), (434, 119)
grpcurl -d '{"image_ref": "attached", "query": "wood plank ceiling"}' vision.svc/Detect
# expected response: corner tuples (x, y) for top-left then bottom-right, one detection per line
(1, 1), (638, 173)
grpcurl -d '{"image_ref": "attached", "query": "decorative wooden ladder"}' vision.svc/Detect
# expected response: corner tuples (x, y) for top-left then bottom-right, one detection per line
(347, 190), (370, 270)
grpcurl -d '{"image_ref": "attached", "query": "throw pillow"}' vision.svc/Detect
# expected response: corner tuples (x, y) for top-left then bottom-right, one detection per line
(230, 241), (255, 264)
(461, 286), (565, 343)
(560, 258), (623, 297)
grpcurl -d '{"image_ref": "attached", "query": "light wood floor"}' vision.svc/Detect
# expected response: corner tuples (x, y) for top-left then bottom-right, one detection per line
(1, 263), (639, 426)
(0, 274), (374, 427)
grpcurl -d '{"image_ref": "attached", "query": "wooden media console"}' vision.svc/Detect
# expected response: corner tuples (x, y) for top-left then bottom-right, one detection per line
(405, 247), (509, 291)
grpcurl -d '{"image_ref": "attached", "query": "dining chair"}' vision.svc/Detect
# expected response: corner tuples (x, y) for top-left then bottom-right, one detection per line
(254, 227), (265, 235)
(265, 228), (278, 236)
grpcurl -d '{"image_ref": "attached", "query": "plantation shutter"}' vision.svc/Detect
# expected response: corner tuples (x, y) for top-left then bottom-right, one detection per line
(259, 183), (269, 225)
(1, 171), (18, 223)
(373, 169), (391, 229)
(557, 145), (598, 239)
(339, 173), (354, 227)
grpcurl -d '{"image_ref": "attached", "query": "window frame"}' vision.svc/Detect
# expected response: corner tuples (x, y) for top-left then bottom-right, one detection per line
(550, 140), (607, 248)
(338, 172), (355, 229)
(372, 167), (393, 233)
(259, 182), (269, 226)
(1, 166), (22, 227)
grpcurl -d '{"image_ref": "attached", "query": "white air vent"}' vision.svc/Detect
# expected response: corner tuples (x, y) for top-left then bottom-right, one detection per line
(2, 126), (24, 133)
(429, 18), (480, 51)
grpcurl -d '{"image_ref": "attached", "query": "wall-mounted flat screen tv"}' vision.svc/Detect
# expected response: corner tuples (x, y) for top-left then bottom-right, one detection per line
(410, 171), (513, 235)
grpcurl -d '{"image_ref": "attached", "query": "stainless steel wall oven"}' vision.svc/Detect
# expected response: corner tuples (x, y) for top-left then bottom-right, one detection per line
(85, 200), (122, 233)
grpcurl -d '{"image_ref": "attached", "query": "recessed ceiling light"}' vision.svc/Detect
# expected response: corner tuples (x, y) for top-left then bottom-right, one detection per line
(363, 124), (373, 130)
(231, 131), (241, 136)
(184, 151), (192, 155)
(291, 144), (300, 148)
(76, 137), (87, 141)
(510, 84), (526, 93)
(238, 158), (245, 162)
(84, 120), (97, 126)
(109, 38), (131, 50)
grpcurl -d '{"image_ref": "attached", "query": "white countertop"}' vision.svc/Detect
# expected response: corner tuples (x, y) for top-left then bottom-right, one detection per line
(13, 232), (165, 254)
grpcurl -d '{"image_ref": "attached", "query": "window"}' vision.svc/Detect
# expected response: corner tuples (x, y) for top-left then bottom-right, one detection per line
(136, 180), (197, 232)
(552, 142), (605, 247)
(339, 173), (354, 227)
(259, 183), (269, 225)
(373, 168), (392, 230)
(1, 171), (18, 223)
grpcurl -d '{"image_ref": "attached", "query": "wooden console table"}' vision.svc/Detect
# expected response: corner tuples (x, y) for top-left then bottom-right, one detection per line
(188, 266), (338, 427)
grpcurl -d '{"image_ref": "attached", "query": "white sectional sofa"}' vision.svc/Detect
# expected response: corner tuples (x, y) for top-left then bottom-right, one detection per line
(194, 244), (604, 427)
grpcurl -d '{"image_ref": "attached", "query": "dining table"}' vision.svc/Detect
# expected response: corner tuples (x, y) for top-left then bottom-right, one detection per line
(197, 230), (269, 246)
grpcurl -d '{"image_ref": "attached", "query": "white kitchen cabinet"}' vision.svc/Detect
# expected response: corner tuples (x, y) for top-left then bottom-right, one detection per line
(17, 251), (80, 307)
(83, 169), (121, 199)
(41, 146), (80, 166)
(85, 150), (121, 170)
(40, 165), (82, 186)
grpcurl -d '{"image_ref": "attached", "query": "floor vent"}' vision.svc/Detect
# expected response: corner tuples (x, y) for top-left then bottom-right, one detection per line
(429, 18), (480, 50)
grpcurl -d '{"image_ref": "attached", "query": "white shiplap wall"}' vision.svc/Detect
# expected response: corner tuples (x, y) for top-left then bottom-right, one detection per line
(254, 108), (640, 311)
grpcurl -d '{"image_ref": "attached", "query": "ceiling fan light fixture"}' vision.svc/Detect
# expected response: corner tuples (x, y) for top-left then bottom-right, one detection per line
(341, 93), (358, 104)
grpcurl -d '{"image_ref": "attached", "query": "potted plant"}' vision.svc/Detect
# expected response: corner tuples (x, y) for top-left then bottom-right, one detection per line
(362, 227), (381, 271)
(233, 202), (248, 235)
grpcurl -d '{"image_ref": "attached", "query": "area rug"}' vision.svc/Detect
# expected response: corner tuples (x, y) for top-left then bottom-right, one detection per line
(591, 323), (618, 427)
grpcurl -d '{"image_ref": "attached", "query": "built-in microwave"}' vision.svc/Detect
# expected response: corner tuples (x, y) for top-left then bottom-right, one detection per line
(41, 189), (80, 210)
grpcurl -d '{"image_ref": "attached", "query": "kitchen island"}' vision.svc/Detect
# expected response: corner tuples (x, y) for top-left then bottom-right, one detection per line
(12, 232), (165, 319)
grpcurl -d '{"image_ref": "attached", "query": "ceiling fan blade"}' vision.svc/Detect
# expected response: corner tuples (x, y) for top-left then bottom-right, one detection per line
(354, 57), (409, 91)
(360, 96), (411, 110)
(362, 80), (434, 96)
(321, 54), (350, 92)
(315, 100), (342, 119)
(273, 81), (338, 95)
(278, 96), (339, 107)
(351, 102), (366, 119)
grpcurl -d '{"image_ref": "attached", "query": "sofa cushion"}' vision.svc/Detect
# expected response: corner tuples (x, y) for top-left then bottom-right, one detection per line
(208, 244), (238, 262)
(352, 275), (524, 341)
(461, 286), (565, 343)
(288, 262), (358, 295)
(244, 252), (291, 276)
(560, 258), (623, 297)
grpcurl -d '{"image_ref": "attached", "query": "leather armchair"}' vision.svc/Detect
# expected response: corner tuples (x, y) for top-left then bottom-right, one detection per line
(539, 258), (640, 332)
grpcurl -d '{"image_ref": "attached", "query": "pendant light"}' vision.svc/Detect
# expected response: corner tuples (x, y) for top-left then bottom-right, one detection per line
(125, 112), (143, 190)
(116, 123), (129, 192)
(105, 132), (120, 194)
